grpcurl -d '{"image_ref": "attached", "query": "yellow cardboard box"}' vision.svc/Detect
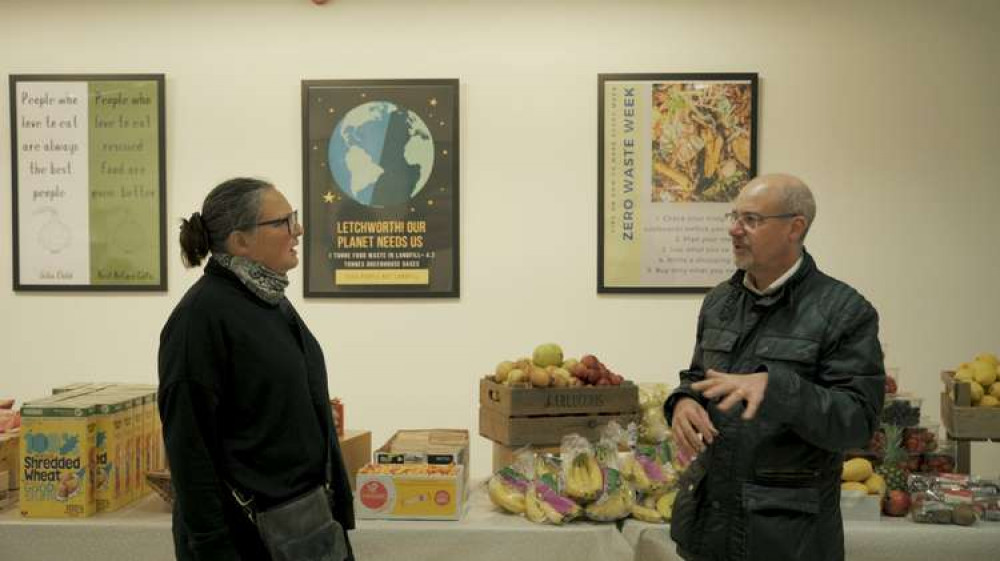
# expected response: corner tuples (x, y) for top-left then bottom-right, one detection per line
(355, 429), (469, 520)
(355, 464), (465, 520)
(19, 399), (97, 518)
(92, 397), (130, 513)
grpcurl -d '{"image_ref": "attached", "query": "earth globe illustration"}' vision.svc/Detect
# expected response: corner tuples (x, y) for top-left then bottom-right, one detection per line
(328, 101), (435, 208)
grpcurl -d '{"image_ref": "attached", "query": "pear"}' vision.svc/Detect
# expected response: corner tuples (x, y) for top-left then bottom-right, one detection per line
(494, 360), (515, 383)
(532, 343), (564, 368)
(971, 360), (997, 387)
(954, 365), (975, 382)
(974, 352), (999, 370)
(989, 382), (1000, 401)
(979, 395), (999, 408)
(970, 381), (985, 404)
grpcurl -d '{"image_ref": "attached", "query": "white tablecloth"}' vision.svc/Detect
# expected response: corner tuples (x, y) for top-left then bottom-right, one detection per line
(621, 516), (1000, 561)
(0, 482), (633, 561)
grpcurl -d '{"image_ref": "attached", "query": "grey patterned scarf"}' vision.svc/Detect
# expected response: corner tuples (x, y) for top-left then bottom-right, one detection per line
(212, 253), (289, 305)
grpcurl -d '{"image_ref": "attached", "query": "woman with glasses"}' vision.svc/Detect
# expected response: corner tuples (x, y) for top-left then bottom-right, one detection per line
(158, 177), (354, 561)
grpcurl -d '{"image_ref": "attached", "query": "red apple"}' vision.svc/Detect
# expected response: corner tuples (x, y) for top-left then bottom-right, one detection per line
(885, 375), (898, 394)
(882, 490), (911, 517)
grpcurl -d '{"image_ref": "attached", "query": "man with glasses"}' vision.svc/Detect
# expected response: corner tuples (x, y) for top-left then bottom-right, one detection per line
(665, 174), (885, 561)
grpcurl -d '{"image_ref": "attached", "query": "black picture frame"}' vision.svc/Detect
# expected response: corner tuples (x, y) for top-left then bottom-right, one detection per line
(10, 73), (167, 291)
(598, 73), (758, 293)
(301, 79), (460, 298)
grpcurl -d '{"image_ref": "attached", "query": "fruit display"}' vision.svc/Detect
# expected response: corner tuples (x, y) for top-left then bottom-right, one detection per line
(884, 373), (898, 395)
(637, 383), (671, 444)
(880, 396), (921, 427)
(877, 425), (910, 503)
(840, 457), (885, 498)
(486, 421), (678, 525)
(952, 352), (1000, 408)
(902, 426), (937, 454)
(908, 473), (1000, 524)
(491, 343), (628, 388)
(487, 468), (529, 514)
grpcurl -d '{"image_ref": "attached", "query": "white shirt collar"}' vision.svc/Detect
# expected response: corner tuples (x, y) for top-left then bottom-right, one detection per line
(743, 255), (804, 296)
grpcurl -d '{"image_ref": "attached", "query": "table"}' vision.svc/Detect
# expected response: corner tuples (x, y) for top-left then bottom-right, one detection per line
(3, 486), (998, 561)
(0, 481), (633, 561)
(621, 516), (1000, 561)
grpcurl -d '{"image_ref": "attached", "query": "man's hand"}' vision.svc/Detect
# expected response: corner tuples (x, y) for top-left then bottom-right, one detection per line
(691, 369), (769, 420)
(671, 397), (718, 457)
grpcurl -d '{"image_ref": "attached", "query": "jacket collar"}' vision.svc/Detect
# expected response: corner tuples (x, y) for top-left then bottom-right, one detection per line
(203, 257), (281, 308)
(728, 248), (816, 307)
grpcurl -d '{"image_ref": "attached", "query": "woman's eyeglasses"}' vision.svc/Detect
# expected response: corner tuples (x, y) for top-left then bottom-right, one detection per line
(256, 210), (299, 234)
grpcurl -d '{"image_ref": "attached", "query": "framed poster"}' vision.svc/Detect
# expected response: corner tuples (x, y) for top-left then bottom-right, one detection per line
(10, 74), (166, 291)
(302, 79), (459, 298)
(598, 73), (758, 293)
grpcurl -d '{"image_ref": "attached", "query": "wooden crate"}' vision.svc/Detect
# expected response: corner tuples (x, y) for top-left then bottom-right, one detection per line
(478, 378), (639, 446)
(940, 371), (1000, 439)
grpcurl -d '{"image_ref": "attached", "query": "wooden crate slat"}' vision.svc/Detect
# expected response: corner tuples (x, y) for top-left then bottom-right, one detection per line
(479, 378), (639, 416)
(479, 407), (640, 446)
(940, 371), (1000, 440)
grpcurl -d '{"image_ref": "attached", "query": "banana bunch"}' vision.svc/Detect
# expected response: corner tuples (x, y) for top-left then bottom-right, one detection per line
(524, 486), (548, 523)
(565, 453), (603, 502)
(535, 481), (582, 524)
(523, 483), (582, 525)
(487, 471), (528, 514)
(535, 453), (560, 482)
(655, 489), (677, 521)
(631, 501), (665, 523)
(621, 454), (653, 492)
(584, 487), (633, 521)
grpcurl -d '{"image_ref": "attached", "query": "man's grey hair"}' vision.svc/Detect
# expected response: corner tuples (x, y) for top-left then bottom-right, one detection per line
(777, 182), (816, 241)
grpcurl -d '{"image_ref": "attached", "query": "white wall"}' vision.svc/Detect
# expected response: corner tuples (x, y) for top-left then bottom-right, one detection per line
(2, 0), (998, 477)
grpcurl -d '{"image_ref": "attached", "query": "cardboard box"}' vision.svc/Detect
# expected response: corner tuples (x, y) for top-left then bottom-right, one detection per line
(338, 430), (371, 491)
(374, 429), (468, 466)
(0, 433), (19, 489)
(940, 371), (1000, 439)
(355, 464), (465, 520)
(19, 399), (98, 518)
(479, 378), (640, 446)
(356, 429), (469, 520)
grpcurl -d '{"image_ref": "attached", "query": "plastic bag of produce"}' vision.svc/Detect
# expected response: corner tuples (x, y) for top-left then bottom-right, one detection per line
(561, 434), (602, 503)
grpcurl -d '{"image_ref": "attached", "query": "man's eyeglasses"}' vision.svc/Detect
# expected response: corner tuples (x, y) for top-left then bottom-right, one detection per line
(256, 210), (299, 234)
(725, 211), (799, 230)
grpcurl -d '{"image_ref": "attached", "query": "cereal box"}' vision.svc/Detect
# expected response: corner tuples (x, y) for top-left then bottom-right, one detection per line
(19, 399), (97, 518)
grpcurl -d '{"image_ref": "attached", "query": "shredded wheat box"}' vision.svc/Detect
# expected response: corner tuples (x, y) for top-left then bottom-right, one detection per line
(89, 396), (130, 512)
(19, 399), (97, 517)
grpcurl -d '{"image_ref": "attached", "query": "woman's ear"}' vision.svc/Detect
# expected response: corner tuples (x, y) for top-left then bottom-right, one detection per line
(226, 230), (253, 257)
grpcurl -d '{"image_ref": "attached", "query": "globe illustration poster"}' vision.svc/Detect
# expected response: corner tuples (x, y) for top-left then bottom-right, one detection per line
(303, 79), (459, 298)
(328, 101), (434, 209)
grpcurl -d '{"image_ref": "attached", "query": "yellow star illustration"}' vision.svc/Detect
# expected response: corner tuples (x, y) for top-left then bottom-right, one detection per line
(323, 191), (335, 203)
